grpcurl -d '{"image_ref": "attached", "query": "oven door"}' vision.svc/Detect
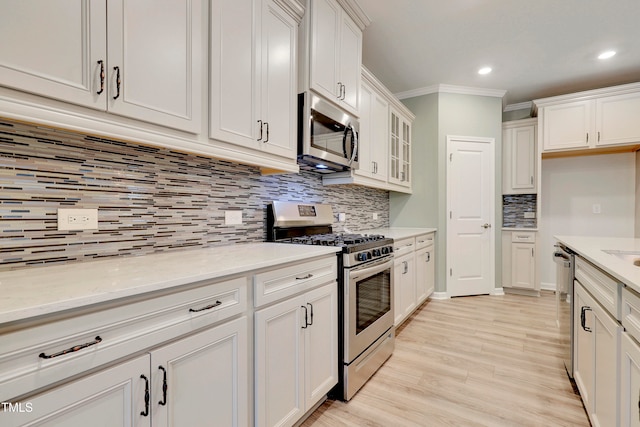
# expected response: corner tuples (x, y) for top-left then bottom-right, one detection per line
(344, 257), (394, 362)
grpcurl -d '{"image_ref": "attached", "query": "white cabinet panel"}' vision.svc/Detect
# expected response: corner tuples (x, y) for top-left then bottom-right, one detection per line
(0, 0), (107, 109)
(503, 120), (536, 194)
(621, 332), (640, 427)
(394, 251), (416, 326)
(511, 243), (535, 290)
(338, 12), (361, 113)
(542, 100), (592, 151)
(595, 91), (640, 146)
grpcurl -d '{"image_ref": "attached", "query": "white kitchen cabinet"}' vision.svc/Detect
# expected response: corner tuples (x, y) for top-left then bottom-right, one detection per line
(574, 280), (621, 427)
(394, 251), (416, 326)
(502, 231), (538, 294)
(3, 354), (149, 427)
(322, 66), (414, 194)
(502, 119), (537, 194)
(415, 234), (435, 305)
(307, 0), (361, 115)
(536, 82), (640, 153)
(4, 318), (248, 427)
(356, 79), (389, 182)
(255, 281), (337, 427)
(621, 331), (640, 427)
(388, 108), (412, 188)
(0, 0), (203, 133)
(210, 0), (298, 159)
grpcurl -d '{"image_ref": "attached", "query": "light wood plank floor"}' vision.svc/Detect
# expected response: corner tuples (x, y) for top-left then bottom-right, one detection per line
(302, 291), (589, 427)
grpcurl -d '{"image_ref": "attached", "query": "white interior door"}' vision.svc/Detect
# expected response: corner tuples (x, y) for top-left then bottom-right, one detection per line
(446, 136), (495, 297)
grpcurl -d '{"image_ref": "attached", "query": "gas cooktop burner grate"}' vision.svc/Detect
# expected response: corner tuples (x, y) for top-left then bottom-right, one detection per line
(282, 233), (387, 247)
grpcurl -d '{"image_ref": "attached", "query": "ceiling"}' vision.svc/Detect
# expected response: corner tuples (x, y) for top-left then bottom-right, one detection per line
(359, 0), (640, 107)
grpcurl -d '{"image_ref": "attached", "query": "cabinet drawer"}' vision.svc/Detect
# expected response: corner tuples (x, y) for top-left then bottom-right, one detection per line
(622, 286), (640, 344)
(415, 233), (435, 250)
(393, 237), (415, 257)
(511, 231), (536, 243)
(254, 255), (337, 308)
(0, 276), (247, 402)
(575, 257), (621, 320)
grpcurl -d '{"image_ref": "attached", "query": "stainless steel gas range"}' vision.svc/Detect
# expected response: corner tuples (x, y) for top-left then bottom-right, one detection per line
(267, 201), (395, 401)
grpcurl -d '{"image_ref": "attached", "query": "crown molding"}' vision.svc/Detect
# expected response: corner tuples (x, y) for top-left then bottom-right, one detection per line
(336, 0), (371, 30)
(503, 101), (533, 112)
(395, 84), (507, 100)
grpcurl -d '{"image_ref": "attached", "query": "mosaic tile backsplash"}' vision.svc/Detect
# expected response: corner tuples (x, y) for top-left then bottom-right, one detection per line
(503, 194), (537, 228)
(0, 120), (389, 271)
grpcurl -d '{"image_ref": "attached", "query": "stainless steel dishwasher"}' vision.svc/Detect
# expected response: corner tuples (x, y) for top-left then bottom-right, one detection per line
(554, 243), (575, 379)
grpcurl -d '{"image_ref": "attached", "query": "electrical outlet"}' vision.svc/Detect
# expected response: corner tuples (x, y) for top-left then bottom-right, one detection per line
(224, 210), (243, 225)
(338, 212), (346, 222)
(58, 208), (98, 231)
(524, 212), (536, 219)
(373, 213), (378, 220)
(592, 204), (601, 214)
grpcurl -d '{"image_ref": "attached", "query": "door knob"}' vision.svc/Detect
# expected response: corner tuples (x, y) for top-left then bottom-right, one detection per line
(481, 223), (492, 229)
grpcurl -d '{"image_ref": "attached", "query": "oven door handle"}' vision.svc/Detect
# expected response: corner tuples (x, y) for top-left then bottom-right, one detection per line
(350, 258), (393, 281)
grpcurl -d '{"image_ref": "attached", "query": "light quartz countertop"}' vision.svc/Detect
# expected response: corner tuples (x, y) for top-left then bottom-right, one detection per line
(502, 227), (538, 232)
(0, 243), (340, 325)
(357, 227), (437, 240)
(555, 235), (640, 294)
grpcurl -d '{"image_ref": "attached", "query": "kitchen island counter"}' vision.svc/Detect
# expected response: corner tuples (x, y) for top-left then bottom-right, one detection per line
(0, 243), (340, 324)
(555, 235), (640, 294)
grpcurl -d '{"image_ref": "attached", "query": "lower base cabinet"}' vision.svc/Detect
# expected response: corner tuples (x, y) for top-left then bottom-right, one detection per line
(394, 251), (416, 326)
(574, 281), (621, 427)
(621, 331), (640, 427)
(254, 282), (338, 427)
(3, 317), (248, 427)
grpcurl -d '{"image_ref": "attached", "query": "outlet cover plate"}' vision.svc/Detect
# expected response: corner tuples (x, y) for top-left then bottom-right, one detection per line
(224, 210), (243, 225)
(58, 208), (98, 231)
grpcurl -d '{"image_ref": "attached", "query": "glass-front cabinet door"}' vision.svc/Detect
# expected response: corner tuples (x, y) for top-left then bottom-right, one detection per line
(389, 108), (411, 187)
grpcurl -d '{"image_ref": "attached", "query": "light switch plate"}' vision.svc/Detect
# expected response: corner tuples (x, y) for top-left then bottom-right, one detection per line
(224, 210), (243, 225)
(58, 208), (98, 231)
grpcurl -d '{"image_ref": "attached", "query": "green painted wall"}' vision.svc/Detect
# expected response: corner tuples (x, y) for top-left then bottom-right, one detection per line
(391, 92), (503, 294)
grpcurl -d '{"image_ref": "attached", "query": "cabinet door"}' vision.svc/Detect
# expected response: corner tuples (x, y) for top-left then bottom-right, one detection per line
(356, 81), (374, 177)
(542, 100), (592, 151)
(511, 243), (535, 290)
(304, 283), (338, 408)
(510, 125), (536, 193)
(209, 0), (259, 149)
(309, 0), (340, 101)
(592, 300), (620, 427)
(388, 110), (402, 185)
(3, 355), (150, 427)
(371, 92), (390, 181)
(621, 332), (640, 427)
(416, 247), (435, 304)
(0, 0), (107, 109)
(338, 12), (361, 114)
(107, 0), (203, 133)
(595, 91), (640, 147)
(255, 295), (305, 427)
(260, 0), (298, 158)
(574, 283), (595, 413)
(150, 317), (248, 427)
(394, 253), (416, 326)
(400, 117), (412, 187)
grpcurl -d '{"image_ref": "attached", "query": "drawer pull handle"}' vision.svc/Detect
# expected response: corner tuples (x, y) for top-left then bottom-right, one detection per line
(189, 300), (222, 313)
(158, 366), (168, 406)
(296, 274), (313, 280)
(38, 336), (102, 359)
(580, 306), (593, 332)
(140, 374), (150, 417)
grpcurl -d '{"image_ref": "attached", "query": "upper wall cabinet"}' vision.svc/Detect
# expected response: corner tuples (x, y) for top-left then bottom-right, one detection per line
(0, 0), (203, 134)
(502, 118), (537, 194)
(209, 0), (300, 159)
(300, 0), (368, 116)
(536, 82), (640, 153)
(323, 67), (415, 194)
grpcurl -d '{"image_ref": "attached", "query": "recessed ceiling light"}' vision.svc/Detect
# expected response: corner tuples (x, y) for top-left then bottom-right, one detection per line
(598, 50), (616, 60)
(478, 67), (492, 75)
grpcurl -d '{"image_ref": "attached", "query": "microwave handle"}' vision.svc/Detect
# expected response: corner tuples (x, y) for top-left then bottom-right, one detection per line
(347, 125), (358, 165)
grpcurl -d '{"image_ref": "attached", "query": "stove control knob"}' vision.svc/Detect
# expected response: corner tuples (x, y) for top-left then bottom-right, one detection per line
(381, 246), (389, 255)
(372, 249), (382, 257)
(356, 252), (367, 262)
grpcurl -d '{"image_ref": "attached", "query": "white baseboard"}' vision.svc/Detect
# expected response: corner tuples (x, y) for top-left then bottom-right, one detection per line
(540, 281), (557, 292)
(491, 287), (505, 296)
(431, 291), (449, 300)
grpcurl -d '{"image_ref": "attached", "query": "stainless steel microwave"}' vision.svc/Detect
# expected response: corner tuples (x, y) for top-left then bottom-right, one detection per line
(297, 92), (359, 173)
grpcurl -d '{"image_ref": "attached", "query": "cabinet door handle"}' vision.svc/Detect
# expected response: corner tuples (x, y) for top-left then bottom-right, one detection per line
(96, 60), (105, 95)
(39, 336), (102, 359)
(264, 122), (269, 143)
(307, 303), (314, 326)
(341, 84), (346, 100)
(580, 306), (592, 332)
(598, 131), (601, 142)
(337, 82), (343, 99)
(257, 120), (263, 141)
(113, 66), (121, 100)
(189, 300), (222, 312)
(586, 132), (589, 143)
(530, 176), (533, 185)
(301, 305), (309, 329)
(158, 366), (168, 406)
(403, 260), (408, 274)
(532, 248), (534, 257)
(426, 252), (430, 262)
(140, 374), (150, 417)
